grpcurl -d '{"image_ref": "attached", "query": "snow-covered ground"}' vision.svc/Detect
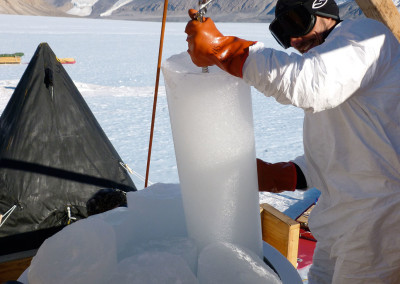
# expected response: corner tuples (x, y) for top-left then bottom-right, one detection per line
(0, 12), (321, 223)
(0, 14), (317, 209)
(0, 13), (316, 281)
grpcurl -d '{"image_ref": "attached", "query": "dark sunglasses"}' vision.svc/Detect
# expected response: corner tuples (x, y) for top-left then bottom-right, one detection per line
(269, 5), (316, 49)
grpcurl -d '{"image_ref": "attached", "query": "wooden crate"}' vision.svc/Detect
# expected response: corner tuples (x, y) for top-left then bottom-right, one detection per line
(260, 203), (300, 267)
(296, 204), (315, 230)
(0, 250), (36, 283)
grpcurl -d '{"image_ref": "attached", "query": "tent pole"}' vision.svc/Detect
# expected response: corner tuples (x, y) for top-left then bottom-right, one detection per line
(145, 0), (169, 188)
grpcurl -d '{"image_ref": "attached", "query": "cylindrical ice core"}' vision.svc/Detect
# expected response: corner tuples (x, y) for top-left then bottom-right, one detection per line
(162, 52), (262, 258)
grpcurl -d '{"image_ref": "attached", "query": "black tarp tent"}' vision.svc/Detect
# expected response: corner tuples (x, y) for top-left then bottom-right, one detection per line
(0, 43), (137, 255)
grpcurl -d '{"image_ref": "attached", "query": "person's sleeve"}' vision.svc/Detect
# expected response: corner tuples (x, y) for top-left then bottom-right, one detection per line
(242, 25), (382, 113)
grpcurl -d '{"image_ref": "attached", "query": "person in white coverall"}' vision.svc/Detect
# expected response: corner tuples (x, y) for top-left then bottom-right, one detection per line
(185, 0), (400, 283)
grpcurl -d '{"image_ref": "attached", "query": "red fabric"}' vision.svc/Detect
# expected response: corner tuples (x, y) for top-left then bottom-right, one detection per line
(257, 159), (297, 193)
(300, 228), (317, 242)
(297, 237), (316, 269)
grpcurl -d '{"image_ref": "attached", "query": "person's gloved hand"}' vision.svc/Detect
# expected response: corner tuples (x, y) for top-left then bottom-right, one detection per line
(185, 9), (256, 78)
(257, 159), (297, 193)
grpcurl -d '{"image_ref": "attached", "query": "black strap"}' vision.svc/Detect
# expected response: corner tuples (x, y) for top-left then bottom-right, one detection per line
(0, 158), (135, 192)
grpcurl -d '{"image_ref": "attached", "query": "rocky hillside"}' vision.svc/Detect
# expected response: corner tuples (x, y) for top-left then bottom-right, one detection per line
(93, 0), (279, 22)
(0, 0), (71, 17)
(0, 0), (399, 22)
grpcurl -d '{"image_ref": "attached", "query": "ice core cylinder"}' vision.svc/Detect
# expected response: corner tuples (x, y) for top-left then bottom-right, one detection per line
(162, 52), (262, 257)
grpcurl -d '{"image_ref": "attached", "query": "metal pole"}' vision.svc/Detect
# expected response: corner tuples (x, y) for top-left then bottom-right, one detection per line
(145, 0), (169, 188)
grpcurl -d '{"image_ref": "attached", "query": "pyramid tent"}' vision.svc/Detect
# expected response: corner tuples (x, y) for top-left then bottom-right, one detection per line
(0, 43), (137, 255)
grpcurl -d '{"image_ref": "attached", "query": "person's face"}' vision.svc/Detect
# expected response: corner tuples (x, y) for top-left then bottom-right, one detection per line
(290, 16), (335, 54)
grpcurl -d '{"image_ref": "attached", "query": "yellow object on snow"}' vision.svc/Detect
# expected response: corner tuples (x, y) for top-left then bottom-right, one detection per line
(0, 57), (21, 64)
(57, 57), (76, 64)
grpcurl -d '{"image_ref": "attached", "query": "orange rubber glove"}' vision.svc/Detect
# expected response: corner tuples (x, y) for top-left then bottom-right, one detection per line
(185, 9), (256, 78)
(257, 159), (297, 193)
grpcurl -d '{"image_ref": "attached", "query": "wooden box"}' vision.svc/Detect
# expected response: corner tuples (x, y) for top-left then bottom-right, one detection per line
(260, 203), (300, 267)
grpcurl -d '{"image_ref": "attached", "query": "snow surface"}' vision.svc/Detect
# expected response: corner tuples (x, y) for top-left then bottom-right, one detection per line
(0, 12), (320, 220)
(0, 13), (316, 282)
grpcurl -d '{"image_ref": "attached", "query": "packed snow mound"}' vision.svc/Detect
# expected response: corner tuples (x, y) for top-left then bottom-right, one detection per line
(24, 183), (282, 284)
(108, 252), (199, 284)
(198, 242), (282, 284)
(28, 218), (117, 284)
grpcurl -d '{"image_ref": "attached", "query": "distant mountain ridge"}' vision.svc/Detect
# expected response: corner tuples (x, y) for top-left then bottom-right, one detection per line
(0, 0), (70, 17)
(0, 0), (400, 22)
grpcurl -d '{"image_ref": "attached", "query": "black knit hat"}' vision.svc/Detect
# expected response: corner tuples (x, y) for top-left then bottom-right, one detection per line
(275, 0), (340, 20)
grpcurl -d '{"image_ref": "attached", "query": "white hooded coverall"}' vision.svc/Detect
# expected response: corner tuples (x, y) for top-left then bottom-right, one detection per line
(243, 18), (400, 283)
